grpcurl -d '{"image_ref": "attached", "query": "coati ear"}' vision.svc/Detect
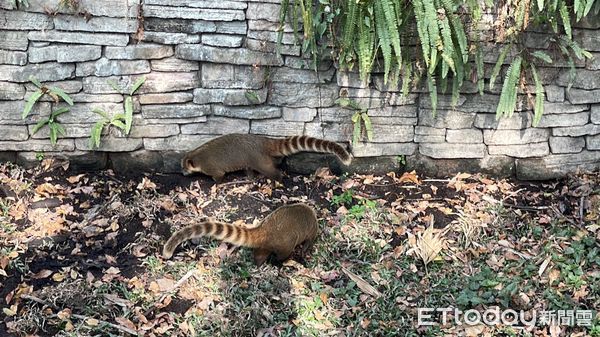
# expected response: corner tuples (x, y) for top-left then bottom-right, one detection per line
(184, 158), (195, 169)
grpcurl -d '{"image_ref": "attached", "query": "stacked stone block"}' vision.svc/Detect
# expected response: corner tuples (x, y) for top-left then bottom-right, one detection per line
(0, 0), (599, 178)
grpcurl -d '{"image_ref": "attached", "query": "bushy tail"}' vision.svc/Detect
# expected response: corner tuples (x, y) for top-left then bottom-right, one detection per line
(162, 221), (257, 259)
(275, 136), (352, 165)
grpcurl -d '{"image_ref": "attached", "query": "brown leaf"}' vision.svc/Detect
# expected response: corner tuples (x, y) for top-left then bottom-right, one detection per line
(341, 267), (382, 298)
(398, 171), (420, 184)
(67, 174), (85, 184)
(32, 269), (53, 279)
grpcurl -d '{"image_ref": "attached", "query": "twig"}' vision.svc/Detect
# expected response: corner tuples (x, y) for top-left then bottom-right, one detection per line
(579, 196), (585, 225)
(21, 294), (58, 309)
(142, 269), (198, 317)
(502, 203), (549, 212)
(217, 180), (253, 188)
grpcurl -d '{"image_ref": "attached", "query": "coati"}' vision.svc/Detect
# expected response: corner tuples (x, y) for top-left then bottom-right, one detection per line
(162, 203), (318, 266)
(181, 134), (352, 181)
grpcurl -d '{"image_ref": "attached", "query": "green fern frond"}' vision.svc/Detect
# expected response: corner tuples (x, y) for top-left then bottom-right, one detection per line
(490, 44), (511, 90)
(381, 0), (402, 69)
(559, 1), (572, 39)
(530, 64), (545, 127)
(427, 73), (438, 116)
(374, 0), (393, 83)
(496, 55), (522, 119)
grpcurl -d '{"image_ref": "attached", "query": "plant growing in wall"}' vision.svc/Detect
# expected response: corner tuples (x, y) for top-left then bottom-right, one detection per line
(280, 0), (600, 125)
(22, 76), (74, 145)
(336, 98), (373, 146)
(89, 77), (145, 148)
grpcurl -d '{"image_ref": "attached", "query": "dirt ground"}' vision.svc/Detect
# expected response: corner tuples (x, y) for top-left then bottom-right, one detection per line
(0, 159), (598, 336)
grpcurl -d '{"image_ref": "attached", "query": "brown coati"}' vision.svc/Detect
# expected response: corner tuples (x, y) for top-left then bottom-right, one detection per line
(181, 134), (352, 181)
(162, 203), (318, 266)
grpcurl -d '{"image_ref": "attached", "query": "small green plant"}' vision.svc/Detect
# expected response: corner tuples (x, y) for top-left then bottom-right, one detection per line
(35, 152), (45, 161)
(331, 189), (354, 207)
(23, 76), (74, 145)
(32, 108), (69, 145)
(335, 98), (373, 146)
(90, 77), (145, 148)
(397, 155), (406, 166)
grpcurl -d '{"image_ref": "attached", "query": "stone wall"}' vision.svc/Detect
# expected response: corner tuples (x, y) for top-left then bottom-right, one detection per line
(0, 1), (599, 179)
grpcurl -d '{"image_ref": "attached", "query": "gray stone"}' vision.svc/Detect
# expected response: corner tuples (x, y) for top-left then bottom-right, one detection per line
(272, 67), (335, 84)
(388, 93), (419, 106)
(0, 125), (28, 141)
(545, 85), (564, 102)
(215, 21), (247, 34)
(250, 120), (305, 136)
(552, 124), (600, 137)
(144, 18), (218, 33)
(28, 31), (129, 46)
(29, 123), (92, 139)
(0, 9), (53, 30)
(587, 134), (600, 150)
(558, 69), (600, 90)
(474, 113), (532, 129)
(573, 16), (600, 29)
(488, 143), (550, 158)
(0, 50), (27, 65)
(76, 137), (143, 152)
(247, 30), (295, 44)
(246, 2), (280, 22)
(352, 142), (417, 157)
(319, 107), (353, 123)
(193, 88), (268, 106)
(0, 139), (74, 151)
(83, 72), (199, 94)
(139, 93), (193, 105)
(151, 58), (199, 72)
(176, 45), (283, 66)
(283, 108), (316, 122)
(28, 46), (57, 63)
(201, 34), (244, 47)
(543, 102), (589, 114)
(213, 105), (281, 119)
(269, 83), (338, 108)
(407, 154), (515, 178)
(109, 150), (164, 173)
(24, 80), (82, 93)
(0, 31), (28, 51)
(70, 93), (123, 103)
(415, 134), (446, 143)
(587, 53), (600, 70)
(140, 116), (207, 124)
(418, 109), (475, 129)
(0, 63), (75, 83)
(142, 31), (200, 44)
(145, 0), (247, 9)
(535, 111), (589, 128)
(516, 151), (600, 180)
(56, 45), (102, 63)
(180, 117), (249, 135)
(24, 0), (138, 18)
(369, 116), (418, 125)
(446, 129), (483, 143)
(142, 104), (210, 119)
(201, 64), (264, 89)
(48, 103), (124, 123)
(419, 94), (468, 110)
(566, 89), (600, 104)
(368, 105), (417, 117)
(245, 38), (301, 56)
(144, 5), (244, 21)
(369, 125), (414, 143)
(483, 129), (550, 145)
(549, 136), (585, 154)
(304, 121), (352, 142)
(592, 105), (600, 124)
(144, 135), (215, 151)
(105, 44), (174, 60)
(574, 29), (600, 51)
(249, 20), (293, 32)
(0, 82), (25, 100)
(114, 124), (180, 138)
(76, 58), (151, 77)
(337, 71), (369, 88)
(54, 15), (138, 32)
(419, 143), (486, 159)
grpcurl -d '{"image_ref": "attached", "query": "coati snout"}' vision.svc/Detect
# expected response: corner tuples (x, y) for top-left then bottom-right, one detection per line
(162, 203), (318, 266)
(181, 134), (352, 182)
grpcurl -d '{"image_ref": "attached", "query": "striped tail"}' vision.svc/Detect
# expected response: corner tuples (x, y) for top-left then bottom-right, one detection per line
(276, 136), (352, 165)
(162, 221), (256, 259)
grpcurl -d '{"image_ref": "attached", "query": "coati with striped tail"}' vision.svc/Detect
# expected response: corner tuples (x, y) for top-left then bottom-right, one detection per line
(181, 134), (352, 182)
(162, 203), (318, 266)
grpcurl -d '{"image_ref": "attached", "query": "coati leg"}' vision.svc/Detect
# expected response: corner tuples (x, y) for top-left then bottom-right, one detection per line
(255, 160), (282, 181)
(301, 237), (316, 256)
(253, 248), (271, 266)
(244, 169), (257, 179)
(274, 248), (294, 262)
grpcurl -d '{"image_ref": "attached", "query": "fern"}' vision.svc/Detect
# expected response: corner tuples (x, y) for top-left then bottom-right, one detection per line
(559, 1), (572, 39)
(427, 73), (438, 116)
(381, 0), (402, 70)
(490, 44), (511, 90)
(374, 0), (393, 83)
(530, 64), (545, 127)
(496, 55), (522, 119)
